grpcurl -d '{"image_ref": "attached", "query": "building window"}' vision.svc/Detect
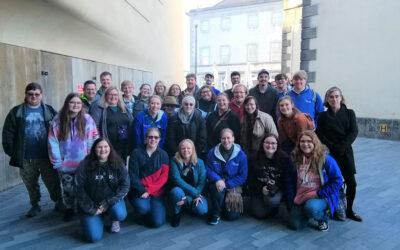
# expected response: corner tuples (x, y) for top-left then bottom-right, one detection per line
(247, 43), (258, 62)
(220, 17), (231, 31)
(200, 20), (209, 32)
(220, 45), (231, 64)
(200, 47), (210, 65)
(270, 42), (281, 62)
(247, 13), (259, 29)
(271, 12), (283, 27)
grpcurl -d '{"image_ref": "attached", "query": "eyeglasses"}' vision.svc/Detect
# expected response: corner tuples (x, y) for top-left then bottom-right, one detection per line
(184, 103), (194, 106)
(233, 91), (245, 94)
(107, 94), (119, 97)
(147, 136), (160, 140)
(69, 101), (82, 105)
(264, 142), (277, 146)
(27, 93), (41, 97)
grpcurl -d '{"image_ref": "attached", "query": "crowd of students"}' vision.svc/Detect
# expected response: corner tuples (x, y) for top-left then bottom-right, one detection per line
(2, 69), (362, 243)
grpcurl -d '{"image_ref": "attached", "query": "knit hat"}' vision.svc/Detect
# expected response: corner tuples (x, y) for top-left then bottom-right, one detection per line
(182, 95), (196, 105)
(163, 96), (179, 107)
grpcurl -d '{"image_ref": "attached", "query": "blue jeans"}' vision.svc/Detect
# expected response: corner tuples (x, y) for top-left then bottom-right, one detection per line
(169, 187), (208, 215)
(208, 183), (241, 220)
(80, 200), (127, 242)
(130, 196), (166, 228)
(289, 198), (328, 230)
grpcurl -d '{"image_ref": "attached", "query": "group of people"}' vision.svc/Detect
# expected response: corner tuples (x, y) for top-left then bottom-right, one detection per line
(2, 69), (362, 243)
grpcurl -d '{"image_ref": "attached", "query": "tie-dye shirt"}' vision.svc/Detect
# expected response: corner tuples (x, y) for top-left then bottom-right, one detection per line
(48, 114), (99, 173)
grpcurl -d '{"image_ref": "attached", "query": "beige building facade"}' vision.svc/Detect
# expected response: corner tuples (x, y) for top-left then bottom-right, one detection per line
(0, 0), (184, 190)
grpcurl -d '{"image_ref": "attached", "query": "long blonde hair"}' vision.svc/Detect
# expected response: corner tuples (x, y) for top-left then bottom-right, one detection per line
(174, 139), (198, 165)
(100, 86), (127, 113)
(291, 130), (327, 172)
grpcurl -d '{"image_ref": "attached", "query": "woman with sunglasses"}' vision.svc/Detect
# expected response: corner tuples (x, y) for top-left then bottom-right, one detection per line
(129, 128), (169, 227)
(75, 138), (129, 242)
(286, 130), (343, 231)
(48, 93), (99, 221)
(89, 87), (133, 162)
(166, 95), (206, 158)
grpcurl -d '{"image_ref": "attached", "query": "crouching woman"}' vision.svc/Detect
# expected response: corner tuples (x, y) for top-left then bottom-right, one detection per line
(286, 130), (343, 232)
(169, 139), (208, 227)
(206, 128), (248, 225)
(75, 138), (130, 242)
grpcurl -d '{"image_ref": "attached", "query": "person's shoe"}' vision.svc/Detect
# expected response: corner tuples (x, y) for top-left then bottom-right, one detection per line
(317, 221), (329, 232)
(63, 209), (75, 222)
(110, 221), (120, 233)
(26, 205), (41, 218)
(171, 213), (181, 227)
(346, 210), (363, 222)
(54, 199), (65, 213)
(334, 210), (346, 221)
(207, 215), (220, 225)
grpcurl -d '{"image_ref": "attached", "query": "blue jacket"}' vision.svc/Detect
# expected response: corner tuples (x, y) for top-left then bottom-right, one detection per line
(133, 109), (168, 149)
(169, 157), (206, 199)
(206, 144), (248, 188)
(287, 87), (324, 123)
(286, 154), (343, 216)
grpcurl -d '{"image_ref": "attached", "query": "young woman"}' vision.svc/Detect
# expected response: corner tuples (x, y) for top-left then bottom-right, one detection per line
(89, 87), (133, 162)
(249, 134), (292, 219)
(129, 128), (170, 228)
(206, 128), (248, 225)
(154, 81), (167, 99)
(167, 84), (182, 101)
(133, 95), (168, 149)
(169, 139), (208, 227)
(286, 130), (343, 231)
(206, 93), (241, 149)
(277, 95), (313, 154)
(198, 85), (217, 119)
(75, 138), (129, 242)
(166, 95), (207, 158)
(48, 93), (99, 221)
(133, 83), (152, 115)
(241, 96), (278, 159)
(316, 87), (362, 222)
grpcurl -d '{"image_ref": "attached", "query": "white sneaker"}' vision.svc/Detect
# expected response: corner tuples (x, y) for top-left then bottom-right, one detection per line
(111, 221), (120, 233)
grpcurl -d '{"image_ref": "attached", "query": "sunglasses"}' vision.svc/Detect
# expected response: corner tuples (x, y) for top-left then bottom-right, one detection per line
(147, 136), (160, 140)
(183, 103), (194, 106)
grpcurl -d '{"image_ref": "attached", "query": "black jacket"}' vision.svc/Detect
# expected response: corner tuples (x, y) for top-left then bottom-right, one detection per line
(316, 104), (358, 176)
(206, 109), (241, 149)
(75, 160), (130, 215)
(248, 86), (279, 122)
(166, 109), (207, 157)
(2, 103), (57, 168)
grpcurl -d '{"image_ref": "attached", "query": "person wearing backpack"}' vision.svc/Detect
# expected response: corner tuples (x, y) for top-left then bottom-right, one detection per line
(287, 70), (324, 124)
(277, 96), (314, 154)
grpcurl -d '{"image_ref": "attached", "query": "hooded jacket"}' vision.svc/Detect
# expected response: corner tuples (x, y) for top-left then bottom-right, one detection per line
(133, 109), (168, 149)
(48, 114), (99, 173)
(287, 86), (324, 123)
(206, 144), (248, 189)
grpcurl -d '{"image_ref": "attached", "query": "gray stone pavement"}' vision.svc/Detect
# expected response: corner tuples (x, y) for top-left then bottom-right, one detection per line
(0, 138), (400, 250)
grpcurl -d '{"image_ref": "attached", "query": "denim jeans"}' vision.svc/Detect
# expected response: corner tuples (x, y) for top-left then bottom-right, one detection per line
(130, 196), (166, 228)
(251, 191), (282, 219)
(208, 183), (241, 220)
(288, 198), (328, 230)
(80, 200), (127, 242)
(169, 187), (208, 215)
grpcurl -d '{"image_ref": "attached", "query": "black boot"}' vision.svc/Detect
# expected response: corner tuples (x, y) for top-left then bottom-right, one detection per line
(171, 213), (181, 227)
(63, 208), (75, 222)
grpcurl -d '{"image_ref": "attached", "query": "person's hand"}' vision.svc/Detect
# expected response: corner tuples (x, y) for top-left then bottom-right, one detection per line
(262, 186), (269, 196)
(95, 205), (105, 215)
(216, 180), (226, 192)
(141, 192), (150, 198)
(193, 196), (203, 207)
(176, 196), (186, 206)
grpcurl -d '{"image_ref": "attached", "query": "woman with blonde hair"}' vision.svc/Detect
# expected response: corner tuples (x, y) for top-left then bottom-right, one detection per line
(316, 86), (361, 221)
(286, 130), (343, 231)
(89, 86), (133, 162)
(169, 139), (208, 227)
(154, 81), (167, 99)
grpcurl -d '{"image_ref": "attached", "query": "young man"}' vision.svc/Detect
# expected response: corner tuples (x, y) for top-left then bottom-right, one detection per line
(95, 71), (112, 99)
(179, 73), (200, 103)
(120, 80), (138, 115)
(275, 73), (290, 98)
(81, 80), (98, 111)
(2, 83), (62, 217)
(225, 71), (241, 100)
(287, 70), (324, 123)
(248, 69), (279, 121)
(204, 73), (220, 96)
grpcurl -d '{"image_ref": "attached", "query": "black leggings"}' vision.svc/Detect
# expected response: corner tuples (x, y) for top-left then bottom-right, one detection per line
(343, 174), (357, 212)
